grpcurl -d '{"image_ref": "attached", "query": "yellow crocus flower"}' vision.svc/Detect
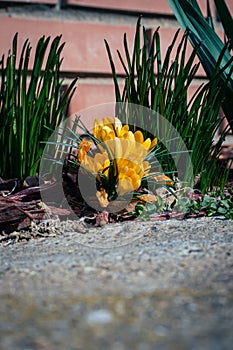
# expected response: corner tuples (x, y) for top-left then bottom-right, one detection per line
(77, 117), (164, 208)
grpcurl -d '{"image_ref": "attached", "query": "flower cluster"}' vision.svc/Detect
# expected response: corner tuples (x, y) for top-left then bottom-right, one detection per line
(77, 117), (172, 207)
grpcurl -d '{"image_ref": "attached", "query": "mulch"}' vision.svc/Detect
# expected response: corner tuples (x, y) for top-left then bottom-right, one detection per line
(0, 176), (72, 233)
(1, 157), (233, 244)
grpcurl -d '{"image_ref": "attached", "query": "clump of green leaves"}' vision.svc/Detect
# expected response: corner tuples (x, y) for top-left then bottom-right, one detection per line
(0, 33), (77, 180)
(131, 197), (165, 221)
(131, 189), (233, 220)
(105, 17), (230, 193)
(184, 190), (233, 219)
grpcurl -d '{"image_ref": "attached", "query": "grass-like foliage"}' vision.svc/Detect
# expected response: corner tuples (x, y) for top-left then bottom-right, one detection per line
(0, 33), (77, 180)
(105, 17), (230, 193)
(168, 0), (233, 131)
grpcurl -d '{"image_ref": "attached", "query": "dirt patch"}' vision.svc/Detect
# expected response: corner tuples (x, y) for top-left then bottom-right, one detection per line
(0, 216), (233, 349)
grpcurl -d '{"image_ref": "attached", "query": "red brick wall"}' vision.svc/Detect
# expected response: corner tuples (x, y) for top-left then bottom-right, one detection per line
(0, 0), (230, 119)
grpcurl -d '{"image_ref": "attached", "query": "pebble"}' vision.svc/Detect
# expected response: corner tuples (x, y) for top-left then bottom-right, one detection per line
(83, 266), (97, 273)
(86, 309), (114, 325)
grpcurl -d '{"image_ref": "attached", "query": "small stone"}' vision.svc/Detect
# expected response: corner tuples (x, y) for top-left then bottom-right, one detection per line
(137, 270), (146, 277)
(86, 309), (113, 325)
(83, 266), (97, 273)
(116, 255), (123, 260)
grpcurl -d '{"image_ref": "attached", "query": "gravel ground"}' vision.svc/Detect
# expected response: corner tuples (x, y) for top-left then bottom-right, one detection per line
(0, 216), (233, 350)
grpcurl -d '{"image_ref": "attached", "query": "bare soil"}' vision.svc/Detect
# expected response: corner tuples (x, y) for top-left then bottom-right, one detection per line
(0, 216), (233, 350)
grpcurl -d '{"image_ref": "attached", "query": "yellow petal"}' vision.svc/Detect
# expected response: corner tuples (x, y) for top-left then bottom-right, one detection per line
(96, 189), (109, 207)
(137, 194), (157, 203)
(151, 137), (158, 149)
(119, 124), (130, 138)
(154, 173), (174, 185)
(93, 117), (115, 141)
(78, 138), (92, 163)
(113, 137), (122, 159)
(117, 177), (135, 196)
(130, 174), (141, 190)
(123, 130), (135, 142)
(142, 138), (152, 150)
(114, 117), (123, 136)
(82, 155), (95, 173)
(93, 153), (108, 172)
(134, 130), (144, 144)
